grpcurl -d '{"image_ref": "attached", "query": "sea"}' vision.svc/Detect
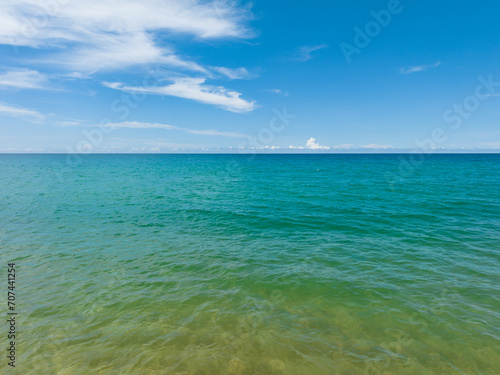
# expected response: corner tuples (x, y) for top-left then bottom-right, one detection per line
(0, 154), (499, 374)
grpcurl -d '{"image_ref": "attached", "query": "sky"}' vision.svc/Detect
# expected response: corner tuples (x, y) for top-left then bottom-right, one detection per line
(1, 0), (500, 152)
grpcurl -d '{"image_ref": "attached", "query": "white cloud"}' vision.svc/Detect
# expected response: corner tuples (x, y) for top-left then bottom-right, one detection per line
(361, 143), (394, 149)
(479, 142), (500, 148)
(0, 1), (257, 114)
(103, 121), (178, 130)
(100, 121), (248, 138)
(288, 143), (354, 151)
(295, 44), (328, 62)
(130, 147), (161, 152)
(186, 129), (248, 138)
(331, 144), (354, 149)
(0, 69), (48, 89)
(0, 0), (253, 72)
(267, 89), (288, 96)
(306, 137), (329, 150)
(111, 137), (200, 150)
(213, 67), (255, 80)
(57, 121), (83, 127)
(400, 61), (441, 75)
(57, 72), (91, 79)
(0, 102), (44, 123)
(103, 78), (257, 113)
(54, 34), (203, 73)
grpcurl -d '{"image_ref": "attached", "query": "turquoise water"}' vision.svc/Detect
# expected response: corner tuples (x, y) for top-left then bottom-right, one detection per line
(1, 154), (499, 374)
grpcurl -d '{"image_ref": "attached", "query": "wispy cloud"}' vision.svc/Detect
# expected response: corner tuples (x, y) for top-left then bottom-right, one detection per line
(111, 137), (201, 150)
(0, 0), (253, 73)
(0, 69), (49, 89)
(479, 142), (500, 149)
(213, 67), (256, 80)
(0, 102), (45, 123)
(295, 44), (328, 62)
(266, 89), (289, 96)
(331, 144), (354, 150)
(0, 1), (257, 117)
(103, 78), (257, 113)
(104, 122), (178, 131)
(57, 121), (84, 127)
(101, 121), (248, 138)
(185, 129), (248, 138)
(361, 143), (394, 149)
(400, 61), (441, 75)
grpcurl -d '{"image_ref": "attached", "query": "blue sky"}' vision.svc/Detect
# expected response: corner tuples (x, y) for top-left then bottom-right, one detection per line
(1, 0), (499, 152)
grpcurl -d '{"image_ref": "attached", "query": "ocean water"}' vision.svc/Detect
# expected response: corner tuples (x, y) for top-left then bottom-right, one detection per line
(1, 154), (499, 375)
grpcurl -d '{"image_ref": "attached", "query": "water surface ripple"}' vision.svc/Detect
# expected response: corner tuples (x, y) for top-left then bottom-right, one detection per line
(0, 154), (499, 374)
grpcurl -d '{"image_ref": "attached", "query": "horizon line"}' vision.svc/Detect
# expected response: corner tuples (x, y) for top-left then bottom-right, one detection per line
(1, 151), (500, 155)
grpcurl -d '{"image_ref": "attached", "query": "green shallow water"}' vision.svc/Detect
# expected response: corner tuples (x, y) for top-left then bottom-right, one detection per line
(0, 154), (499, 374)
